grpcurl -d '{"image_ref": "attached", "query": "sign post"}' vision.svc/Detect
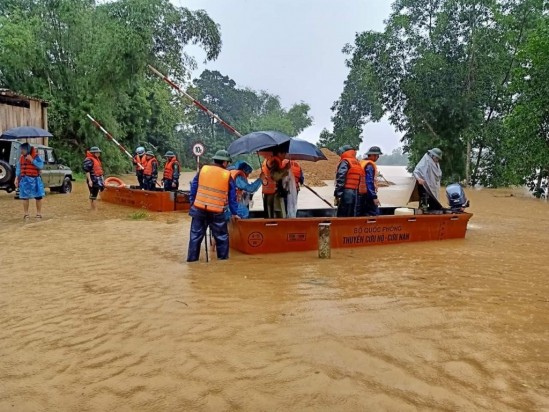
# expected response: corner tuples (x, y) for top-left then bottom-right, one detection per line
(192, 143), (205, 172)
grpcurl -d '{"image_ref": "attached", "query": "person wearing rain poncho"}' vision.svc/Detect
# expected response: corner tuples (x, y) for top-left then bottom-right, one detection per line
(225, 160), (265, 219)
(413, 148), (443, 212)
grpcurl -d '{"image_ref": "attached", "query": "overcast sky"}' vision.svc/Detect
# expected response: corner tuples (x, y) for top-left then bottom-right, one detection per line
(177, 0), (402, 154)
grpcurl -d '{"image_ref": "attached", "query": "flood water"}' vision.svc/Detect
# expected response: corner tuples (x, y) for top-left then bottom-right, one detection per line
(0, 173), (548, 411)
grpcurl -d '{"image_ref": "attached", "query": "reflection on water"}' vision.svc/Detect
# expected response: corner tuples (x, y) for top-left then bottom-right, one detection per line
(0, 180), (548, 411)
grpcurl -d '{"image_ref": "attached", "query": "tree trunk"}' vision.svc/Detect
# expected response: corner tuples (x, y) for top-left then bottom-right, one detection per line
(465, 138), (471, 186)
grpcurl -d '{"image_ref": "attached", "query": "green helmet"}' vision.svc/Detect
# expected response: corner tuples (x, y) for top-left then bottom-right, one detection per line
(337, 145), (354, 155)
(212, 149), (232, 162)
(89, 146), (102, 153)
(164, 151), (175, 157)
(428, 148), (443, 160)
(366, 146), (383, 156)
(145, 150), (154, 156)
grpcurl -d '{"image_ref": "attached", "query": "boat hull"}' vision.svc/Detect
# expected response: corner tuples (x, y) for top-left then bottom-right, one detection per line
(229, 211), (472, 254)
(101, 186), (190, 212)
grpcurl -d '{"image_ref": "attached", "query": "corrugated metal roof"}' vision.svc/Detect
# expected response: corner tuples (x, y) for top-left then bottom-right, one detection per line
(0, 88), (48, 104)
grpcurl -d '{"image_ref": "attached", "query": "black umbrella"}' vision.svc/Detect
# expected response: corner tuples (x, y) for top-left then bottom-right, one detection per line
(1, 126), (52, 139)
(260, 138), (327, 162)
(227, 130), (292, 156)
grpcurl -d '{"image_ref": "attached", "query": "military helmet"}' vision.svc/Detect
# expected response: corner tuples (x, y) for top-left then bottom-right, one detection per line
(366, 146), (383, 156)
(145, 150), (154, 156)
(89, 146), (102, 153)
(337, 145), (354, 155)
(428, 147), (443, 160)
(212, 149), (232, 162)
(164, 151), (175, 157)
(136, 146), (145, 155)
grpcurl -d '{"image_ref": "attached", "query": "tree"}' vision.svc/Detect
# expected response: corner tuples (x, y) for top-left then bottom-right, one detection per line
(0, 0), (221, 173)
(329, 0), (544, 186)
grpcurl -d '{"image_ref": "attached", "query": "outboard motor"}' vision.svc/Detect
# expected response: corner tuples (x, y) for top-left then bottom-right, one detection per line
(446, 183), (470, 212)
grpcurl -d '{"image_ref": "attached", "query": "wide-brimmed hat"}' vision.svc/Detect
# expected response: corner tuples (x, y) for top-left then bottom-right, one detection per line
(89, 146), (102, 153)
(428, 148), (443, 160)
(337, 145), (354, 155)
(136, 146), (145, 155)
(164, 151), (175, 157)
(212, 149), (232, 162)
(366, 146), (383, 156)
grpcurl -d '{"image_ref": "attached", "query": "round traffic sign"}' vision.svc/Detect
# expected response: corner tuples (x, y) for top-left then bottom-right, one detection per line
(192, 143), (205, 156)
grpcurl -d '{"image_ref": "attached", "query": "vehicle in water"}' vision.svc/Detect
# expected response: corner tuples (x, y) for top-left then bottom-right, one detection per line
(0, 139), (74, 194)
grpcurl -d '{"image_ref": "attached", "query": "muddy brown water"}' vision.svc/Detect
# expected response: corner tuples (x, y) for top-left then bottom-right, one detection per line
(0, 180), (548, 411)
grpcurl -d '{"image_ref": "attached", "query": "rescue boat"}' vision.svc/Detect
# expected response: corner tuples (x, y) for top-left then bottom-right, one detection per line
(101, 182), (190, 212)
(229, 207), (472, 254)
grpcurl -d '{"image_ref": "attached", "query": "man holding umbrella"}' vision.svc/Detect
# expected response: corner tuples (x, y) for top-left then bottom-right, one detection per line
(15, 143), (45, 220)
(187, 150), (240, 262)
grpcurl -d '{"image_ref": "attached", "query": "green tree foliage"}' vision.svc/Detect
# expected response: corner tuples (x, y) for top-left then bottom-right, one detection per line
(0, 0), (221, 173)
(329, 0), (545, 187)
(179, 70), (313, 169)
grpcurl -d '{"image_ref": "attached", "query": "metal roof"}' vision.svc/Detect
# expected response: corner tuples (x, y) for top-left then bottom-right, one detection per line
(0, 89), (49, 104)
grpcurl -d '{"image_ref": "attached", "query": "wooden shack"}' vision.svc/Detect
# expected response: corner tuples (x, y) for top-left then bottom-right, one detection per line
(0, 89), (49, 146)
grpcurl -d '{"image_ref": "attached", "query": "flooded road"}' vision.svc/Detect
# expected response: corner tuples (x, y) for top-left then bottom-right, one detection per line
(0, 178), (548, 411)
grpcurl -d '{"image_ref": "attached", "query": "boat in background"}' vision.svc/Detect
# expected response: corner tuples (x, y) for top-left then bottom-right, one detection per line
(101, 184), (190, 212)
(229, 207), (472, 254)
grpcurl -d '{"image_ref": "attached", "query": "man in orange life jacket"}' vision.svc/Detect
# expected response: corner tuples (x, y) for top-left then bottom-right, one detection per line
(187, 150), (240, 262)
(143, 151), (158, 190)
(83, 146), (105, 210)
(162, 151), (180, 191)
(261, 151), (290, 218)
(334, 145), (366, 217)
(360, 146), (383, 216)
(15, 143), (45, 220)
(133, 146), (146, 189)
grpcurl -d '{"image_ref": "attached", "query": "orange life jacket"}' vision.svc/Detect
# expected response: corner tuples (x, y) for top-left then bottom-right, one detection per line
(134, 154), (146, 172)
(339, 150), (366, 194)
(194, 165), (231, 213)
(143, 156), (158, 176)
(261, 157), (282, 195)
(163, 158), (180, 180)
(230, 169), (246, 201)
(290, 160), (302, 189)
(19, 148), (40, 177)
(85, 151), (104, 177)
(360, 159), (379, 191)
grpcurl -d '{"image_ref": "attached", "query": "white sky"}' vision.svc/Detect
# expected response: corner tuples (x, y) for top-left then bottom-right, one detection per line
(177, 0), (403, 154)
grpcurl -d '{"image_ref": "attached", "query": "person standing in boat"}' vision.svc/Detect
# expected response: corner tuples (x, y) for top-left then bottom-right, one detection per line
(15, 143), (45, 220)
(360, 146), (383, 216)
(283, 159), (303, 217)
(187, 150), (240, 262)
(413, 148), (443, 212)
(133, 146), (146, 189)
(227, 160), (264, 219)
(143, 151), (158, 190)
(162, 151), (180, 191)
(334, 145), (366, 217)
(261, 151), (290, 218)
(83, 146), (105, 211)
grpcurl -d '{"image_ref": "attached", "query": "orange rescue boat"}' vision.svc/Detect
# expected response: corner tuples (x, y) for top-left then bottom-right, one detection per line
(101, 178), (190, 212)
(229, 208), (472, 254)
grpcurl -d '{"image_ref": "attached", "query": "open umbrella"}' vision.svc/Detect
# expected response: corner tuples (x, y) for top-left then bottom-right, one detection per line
(1, 126), (52, 139)
(260, 138), (327, 162)
(227, 131), (291, 156)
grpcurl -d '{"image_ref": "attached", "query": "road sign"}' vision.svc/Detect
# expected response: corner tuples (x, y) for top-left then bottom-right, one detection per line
(192, 143), (205, 157)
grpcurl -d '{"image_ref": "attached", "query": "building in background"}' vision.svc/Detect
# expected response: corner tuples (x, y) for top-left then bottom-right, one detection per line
(0, 89), (49, 146)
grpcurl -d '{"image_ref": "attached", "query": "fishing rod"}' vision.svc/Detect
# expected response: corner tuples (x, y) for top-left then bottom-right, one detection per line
(148, 66), (335, 208)
(148, 65), (242, 138)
